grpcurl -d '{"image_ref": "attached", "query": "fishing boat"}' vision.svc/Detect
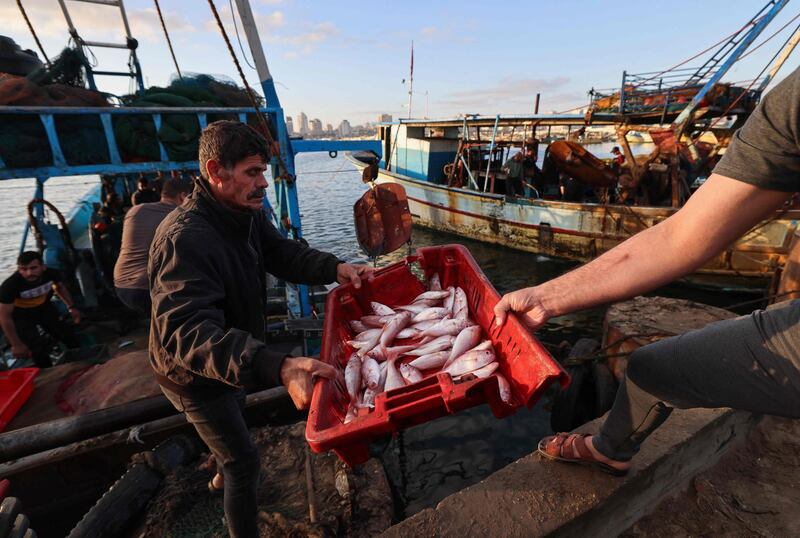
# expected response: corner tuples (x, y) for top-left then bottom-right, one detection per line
(349, 0), (800, 288)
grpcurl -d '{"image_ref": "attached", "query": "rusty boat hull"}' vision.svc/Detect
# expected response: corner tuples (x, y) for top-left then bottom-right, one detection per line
(349, 157), (798, 286)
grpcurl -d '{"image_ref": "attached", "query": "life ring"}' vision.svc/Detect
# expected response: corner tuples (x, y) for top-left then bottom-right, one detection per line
(328, 150), (338, 159)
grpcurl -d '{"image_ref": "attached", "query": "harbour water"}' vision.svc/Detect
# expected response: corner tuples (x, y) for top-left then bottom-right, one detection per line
(0, 144), (757, 517)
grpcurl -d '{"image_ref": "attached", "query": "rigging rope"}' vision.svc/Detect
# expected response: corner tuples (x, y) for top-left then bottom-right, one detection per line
(153, 0), (183, 79)
(228, 0), (257, 70)
(206, 0), (292, 178)
(737, 10), (800, 62)
(15, 0), (51, 66)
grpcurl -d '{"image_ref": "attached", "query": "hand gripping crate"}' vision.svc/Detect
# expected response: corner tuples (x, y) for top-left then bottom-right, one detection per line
(306, 245), (569, 465)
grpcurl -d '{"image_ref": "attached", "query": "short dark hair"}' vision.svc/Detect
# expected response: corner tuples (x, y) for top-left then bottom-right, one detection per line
(138, 177), (149, 186)
(198, 121), (270, 180)
(161, 176), (194, 198)
(18, 251), (43, 265)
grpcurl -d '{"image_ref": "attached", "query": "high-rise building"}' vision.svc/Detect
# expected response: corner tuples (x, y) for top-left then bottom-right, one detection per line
(310, 119), (323, 136)
(286, 116), (294, 136)
(325, 123), (333, 134)
(377, 114), (392, 123)
(338, 119), (352, 137)
(296, 112), (309, 135)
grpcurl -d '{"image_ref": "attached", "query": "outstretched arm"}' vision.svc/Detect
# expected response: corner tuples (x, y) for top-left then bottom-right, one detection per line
(494, 173), (792, 330)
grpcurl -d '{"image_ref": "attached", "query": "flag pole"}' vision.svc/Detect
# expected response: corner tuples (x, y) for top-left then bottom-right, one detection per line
(407, 41), (414, 119)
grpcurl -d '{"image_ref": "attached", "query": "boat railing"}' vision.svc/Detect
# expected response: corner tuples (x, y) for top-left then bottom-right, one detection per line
(0, 105), (283, 180)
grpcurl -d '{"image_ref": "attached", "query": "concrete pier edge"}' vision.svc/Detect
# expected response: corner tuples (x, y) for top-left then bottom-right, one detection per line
(381, 408), (760, 537)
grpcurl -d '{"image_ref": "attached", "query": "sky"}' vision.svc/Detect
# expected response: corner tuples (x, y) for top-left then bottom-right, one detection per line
(4, 0), (800, 126)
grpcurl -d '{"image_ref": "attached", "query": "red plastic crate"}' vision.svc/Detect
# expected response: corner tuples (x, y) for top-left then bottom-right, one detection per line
(0, 367), (39, 432)
(306, 244), (569, 465)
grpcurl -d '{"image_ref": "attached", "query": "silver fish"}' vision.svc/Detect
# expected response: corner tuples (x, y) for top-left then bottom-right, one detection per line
(361, 387), (376, 408)
(443, 287), (455, 314)
(446, 325), (483, 366)
(367, 344), (416, 362)
(399, 363), (423, 384)
(354, 328), (383, 341)
(345, 354), (362, 402)
(411, 319), (439, 331)
(496, 373), (513, 404)
(350, 320), (368, 333)
(411, 307), (450, 323)
(384, 359), (406, 391)
(404, 335), (454, 356)
(453, 287), (469, 320)
(420, 318), (474, 338)
(361, 314), (395, 328)
(356, 332), (382, 358)
(459, 361), (499, 379)
(378, 360), (388, 391)
(408, 350), (450, 370)
(361, 356), (381, 389)
(428, 273), (442, 291)
(395, 327), (421, 340)
(443, 350), (495, 377)
(380, 311), (412, 348)
(467, 340), (494, 353)
(412, 290), (450, 302)
(395, 304), (429, 314)
(344, 402), (357, 424)
(411, 298), (441, 307)
(371, 301), (395, 316)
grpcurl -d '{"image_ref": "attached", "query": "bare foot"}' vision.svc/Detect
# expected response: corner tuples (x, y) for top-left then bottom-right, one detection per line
(585, 436), (632, 472)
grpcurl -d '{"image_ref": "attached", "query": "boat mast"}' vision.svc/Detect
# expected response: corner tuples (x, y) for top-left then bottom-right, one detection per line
(407, 41), (414, 119)
(758, 24), (800, 92)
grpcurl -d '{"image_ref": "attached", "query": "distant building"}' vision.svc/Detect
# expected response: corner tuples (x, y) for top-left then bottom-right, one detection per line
(310, 118), (323, 136)
(286, 116), (294, 136)
(296, 112), (309, 135)
(377, 114), (392, 123)
(338, 119), (352, 137)
(325, 123), (333, 134)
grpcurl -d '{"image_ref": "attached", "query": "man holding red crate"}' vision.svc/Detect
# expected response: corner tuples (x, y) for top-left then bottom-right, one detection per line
(495, 68), (800, 477)
(148, 120), (372, 537)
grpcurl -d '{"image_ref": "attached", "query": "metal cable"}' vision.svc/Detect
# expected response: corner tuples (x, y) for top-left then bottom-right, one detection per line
(153, 0), (182, 79)
(16, 0), (51, 66)
(228, 0), (257, 70)
(737, 10), (800, 62)
(206, 0), (291, 178)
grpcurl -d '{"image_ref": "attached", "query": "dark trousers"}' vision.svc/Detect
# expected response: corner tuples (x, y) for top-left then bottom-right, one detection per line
(160, 386), (260, 538)
(506, 176), (523, 197)
(12, 303), (79, 368)
(115, 287), (151, 317)
(594, 300), (800, 461)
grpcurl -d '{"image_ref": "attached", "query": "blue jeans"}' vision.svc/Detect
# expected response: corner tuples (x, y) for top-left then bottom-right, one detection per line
(160, 386), (259, 538)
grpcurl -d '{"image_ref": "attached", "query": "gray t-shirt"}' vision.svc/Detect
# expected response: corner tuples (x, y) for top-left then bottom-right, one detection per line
(714, 66), (800, 191)
(113, 201), (177, 289)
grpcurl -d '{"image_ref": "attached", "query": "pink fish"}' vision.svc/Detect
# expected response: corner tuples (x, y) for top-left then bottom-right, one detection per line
(384, 359), (406, 391)
(395, 304), (429, 314)
(443, 350), (495, 377)
(361, 356), (381, 389)
(496, 373), (513, 404)
(411, 319), (439, 331)
(453, 288), (469, 320)
(411, 298), (440, 307)
(456, 361), (499, 380)
(412, 290), (450, 302)
(446, 325), (483, 367)
(428, 273), (442, 291)
(344, 354), (362, 403)
(403, 335), (454, 356)
(399, 363), (423, 384)
(420, 318), (474, 338)
(379, 311), (413, 348)
(467, 340), (494, 353)
(443, 287), (455, 314)
(366, 344), (416, 362)
(395, 327), (421, 340)
(408, 350), (450, 370)
(353, 328), (383, 342)
(378, 361), (388, 391)
(371, 301), (395, 316)
(361, 387), (376, 408)
(361, 314), (395, 328)
(350, 320), (368, 333)
(412, 307), (450, 323)
(344, 403), (357, 424)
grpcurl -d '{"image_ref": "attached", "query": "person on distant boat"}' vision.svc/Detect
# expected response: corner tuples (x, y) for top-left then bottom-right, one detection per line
(113, 176), (193, 316)
(611, 146), (625, 168)
(131, 176), (159, 206)
(148, 121), (373, 538)
(494, 67), (800, 477)
(0, 251), (80, 368)
(502, 151), (525, 197)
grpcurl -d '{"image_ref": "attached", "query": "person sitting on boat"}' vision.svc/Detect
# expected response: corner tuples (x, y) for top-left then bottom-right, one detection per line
(502, 151), (525, 197)
(522, 146), (541, 198)
(148, 120), (373, 538)
(113, 175), (193, 316)
(494, 66), (800, 477)
(611, 146), (625, 168)
(131, 176), (159, 206)
(0, 251), (80, 368)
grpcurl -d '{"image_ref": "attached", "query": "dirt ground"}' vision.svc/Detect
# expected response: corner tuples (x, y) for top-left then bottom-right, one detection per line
(623, 416), (800, 537)
(135, 422), (393, 537)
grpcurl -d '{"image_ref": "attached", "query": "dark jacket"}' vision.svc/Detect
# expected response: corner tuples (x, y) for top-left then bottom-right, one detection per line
(147, 180), (341, 395)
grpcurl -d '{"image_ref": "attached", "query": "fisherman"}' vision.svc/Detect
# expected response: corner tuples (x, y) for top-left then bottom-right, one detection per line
(501, 151), (525, 197)
(494, 67), (800, 476)
(131, 176), (159, 206)
(611, 146), (625, 167)
(149, 121), (372, 537)
(0, 251), (80, 368)
(113, 175), (193, 316)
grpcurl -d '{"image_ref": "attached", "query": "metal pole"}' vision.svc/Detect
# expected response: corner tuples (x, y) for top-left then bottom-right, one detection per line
(619, 70), (627, 114)
(758, 25), (800, 91)
(233, 0), (280, 108)
(534, 93), (540, 114)
(483, 115), (499, 193)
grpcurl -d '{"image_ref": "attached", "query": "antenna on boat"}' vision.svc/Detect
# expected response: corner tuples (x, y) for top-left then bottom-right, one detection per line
(407, 41), (414, 119)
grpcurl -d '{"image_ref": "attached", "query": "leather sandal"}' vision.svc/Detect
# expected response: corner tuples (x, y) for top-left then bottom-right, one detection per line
(537, 433), (629, 477)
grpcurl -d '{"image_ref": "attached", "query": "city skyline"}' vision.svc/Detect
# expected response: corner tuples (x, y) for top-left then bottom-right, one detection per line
(3, 1), (798, 124)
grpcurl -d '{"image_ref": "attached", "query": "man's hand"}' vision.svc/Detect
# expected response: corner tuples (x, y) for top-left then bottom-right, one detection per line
(69, 307), (81, 325)
(336, 263), (374, 289)
(280, 356), (338, 410)
(11, 343), (31, 359)
(493, 287), (552, 331)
